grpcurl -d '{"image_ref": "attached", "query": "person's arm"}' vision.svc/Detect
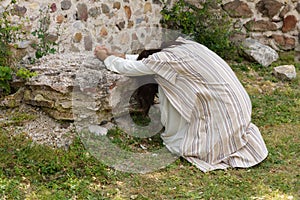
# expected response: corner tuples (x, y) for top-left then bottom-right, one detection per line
(94, 45), (154, 76)
(104, 55), (154, 76)
(94, 45), (137, 60)
(125, 54), (139, 61)
(109, 52), (126, 59)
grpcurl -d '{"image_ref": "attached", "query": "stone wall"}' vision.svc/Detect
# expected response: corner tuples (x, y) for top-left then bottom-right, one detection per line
(1, 0), (167, 58)
(1, 0), (299, 123)
(1, 0), (299, 58)
(221, 0), (299, 51)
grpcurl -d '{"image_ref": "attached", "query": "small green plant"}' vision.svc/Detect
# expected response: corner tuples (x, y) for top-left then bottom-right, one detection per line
(16, 67), (37, 80)
(31, 6), (58, 60)
(0, 0), (21, 68)
(0, 67), (13, 94)
(161, 0), (239, 60)
(0, 1), (37, 96)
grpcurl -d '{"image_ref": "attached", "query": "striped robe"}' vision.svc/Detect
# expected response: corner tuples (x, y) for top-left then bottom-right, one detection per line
(142, 37), (268, 172)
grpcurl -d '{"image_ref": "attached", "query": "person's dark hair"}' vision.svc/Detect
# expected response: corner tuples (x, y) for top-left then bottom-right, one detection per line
(131, 40), (184, 118)
(136, 40), (184, 60)
(132, 48), (159, 117)
(137, 49), (161, 60)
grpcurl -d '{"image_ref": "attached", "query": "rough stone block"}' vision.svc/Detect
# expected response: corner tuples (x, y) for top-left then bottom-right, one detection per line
(273, 65), (297, 80)
(22, 52), (147, 125)
(242, 38), (279, 67)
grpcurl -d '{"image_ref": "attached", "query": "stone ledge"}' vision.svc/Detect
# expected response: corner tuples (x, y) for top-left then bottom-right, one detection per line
(20, 52), (136, 122)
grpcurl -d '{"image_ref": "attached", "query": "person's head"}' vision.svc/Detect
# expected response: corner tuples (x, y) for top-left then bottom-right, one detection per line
(137, 49), (161, 60)
(136, 40), (184, 60)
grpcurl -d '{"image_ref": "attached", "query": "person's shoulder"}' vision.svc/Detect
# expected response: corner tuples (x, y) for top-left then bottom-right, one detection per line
(141, 50), (173, 63)
(176, 36), (196, 44)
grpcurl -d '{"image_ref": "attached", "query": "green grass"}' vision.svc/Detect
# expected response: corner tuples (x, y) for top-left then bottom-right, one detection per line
(0, 52), (299, 199)
(1, 125), (299, 199)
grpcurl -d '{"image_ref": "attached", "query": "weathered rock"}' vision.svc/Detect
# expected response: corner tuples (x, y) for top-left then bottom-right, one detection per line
(45, 34), (58, 43)
(100, 27), (108, 37)
(256, 0), (283, 18)
(113, 2), (121, 10)
(144, 2), (152, 14)
(279, 4), (291, 18)
(61, 0), (72, 10)
(17, 40), (32, 49)
(12, 5), (27, 16)
(84, 35), (93, 51)
(50, 3), (57, 13)
(73, 32), (83, 43)
(88, 125), (108, 136)
(296, 3), (300, 13)
(22, 53), (100, 120)
(244, 20), (277, 31)
(230, 32), (247, 44)
(153, 0), (163, 5)
(101, 4), (110, 14)
(241, 38), (279, 67)
(282, 15), (297, 33)
(272, 34), (296, 50)
(89, 7), (102, 18)
(116, 21), (125, 30)
(77, 3), (88, 21)
(295, 45), (300, 62)
(185, 0), (206, 9)
(127, 20), (134, 28)
(22, 52), (144, 124)
(273, 65), (296, 80)
(7, 48), (27, 66)
(124, 6), (131, 19)
(222, 0), (253, 18)
(56, 14), (65, 24)
(0, 88), (24, 108)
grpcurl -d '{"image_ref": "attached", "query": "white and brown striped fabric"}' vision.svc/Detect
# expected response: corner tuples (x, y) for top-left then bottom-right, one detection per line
(142, 37), (268, 172)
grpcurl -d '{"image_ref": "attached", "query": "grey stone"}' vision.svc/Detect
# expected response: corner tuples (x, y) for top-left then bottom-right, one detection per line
(22, 52), (140, 122)
(272, 34), (296, 50)
(89, 7), (101, 18)
(282, 15), (297, 33)
(242, 38), (279, 67)
(83, 35), (93, 51)
(116, 21), (125, 30)
(69, 44), (80, 52)
(13, 5), (27, 16)
(33, 94), (54, 108)
(136, 18), (144, 24)
(113, 2), (121, 9)
(88, 125), (108, 136)
(222, 0), (253, 18)
(50, 3), (57, 13)
(77, 3), (88, 21)
(279, 4), (291, 18)
(0, 6), (4, 15)
(0, 88), (24, 108)
(256, 0), (283, 18)
(153, 0), (162, 5)
(45, 34), (58, 43)
(273, 65), (297, 80)
(244, 20), (277, 31)
(84, 35), (93, 51)
(296, 3), (300, 13)
(72, 21), (85, 30)
(61, 0), (72, 10)
(17, 40), (32, 49)
(101, 4), (110, 14)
